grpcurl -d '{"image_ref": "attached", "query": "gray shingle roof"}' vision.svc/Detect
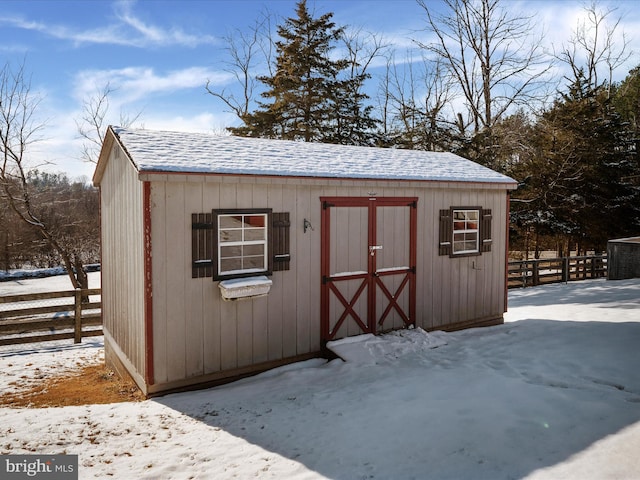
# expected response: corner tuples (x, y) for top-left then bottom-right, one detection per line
(109, 126), (517, 185)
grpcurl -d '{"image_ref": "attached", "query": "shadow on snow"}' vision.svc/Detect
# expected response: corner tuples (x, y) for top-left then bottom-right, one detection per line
(155, 318), (640, 480)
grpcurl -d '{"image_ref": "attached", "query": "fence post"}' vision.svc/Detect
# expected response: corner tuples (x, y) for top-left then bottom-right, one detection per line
(522, 261), (530, 287)
(74, 288), (82, 344)
(532, 260), (539, 286)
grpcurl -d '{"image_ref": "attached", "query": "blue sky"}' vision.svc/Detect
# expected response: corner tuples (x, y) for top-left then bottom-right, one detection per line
(1, 0), (639, 181)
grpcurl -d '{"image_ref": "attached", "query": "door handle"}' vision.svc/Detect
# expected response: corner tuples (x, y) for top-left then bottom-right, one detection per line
(369, 245), (383, 256)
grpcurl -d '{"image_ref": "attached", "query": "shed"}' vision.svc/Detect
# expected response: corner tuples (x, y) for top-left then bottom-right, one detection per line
(607, 237), (640, 280)
(93, 126), (518, 396)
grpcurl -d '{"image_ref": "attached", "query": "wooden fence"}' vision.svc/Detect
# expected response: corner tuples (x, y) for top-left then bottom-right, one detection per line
(508, 255), (607, 289)
(0, 288), (101, 346)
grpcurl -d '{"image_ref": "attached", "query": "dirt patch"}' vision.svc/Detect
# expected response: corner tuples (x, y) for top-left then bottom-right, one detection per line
(0, 364), (144, 408)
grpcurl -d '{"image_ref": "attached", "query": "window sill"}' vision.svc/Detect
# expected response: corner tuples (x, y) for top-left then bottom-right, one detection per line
(218, 275), (272, 301)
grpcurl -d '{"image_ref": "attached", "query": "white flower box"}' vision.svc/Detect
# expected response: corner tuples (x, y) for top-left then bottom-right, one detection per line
(219, 276), (272, 300)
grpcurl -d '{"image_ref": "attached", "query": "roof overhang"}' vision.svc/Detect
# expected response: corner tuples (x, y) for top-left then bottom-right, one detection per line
(137, 169), (518, 190)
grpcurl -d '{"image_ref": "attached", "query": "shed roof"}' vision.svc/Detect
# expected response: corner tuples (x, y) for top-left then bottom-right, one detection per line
(94, 126), (517, 187)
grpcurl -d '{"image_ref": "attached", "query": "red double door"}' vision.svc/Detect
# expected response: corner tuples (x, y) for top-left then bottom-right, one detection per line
(320, 197), (417, 342)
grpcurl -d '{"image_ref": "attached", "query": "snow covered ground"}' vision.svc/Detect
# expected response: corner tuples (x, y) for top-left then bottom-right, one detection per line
(1, 277), (639, 479)
(0, 271), (101, 296)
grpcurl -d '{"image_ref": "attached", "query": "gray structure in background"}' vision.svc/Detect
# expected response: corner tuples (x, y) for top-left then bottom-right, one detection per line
(607, 237), (640, 280)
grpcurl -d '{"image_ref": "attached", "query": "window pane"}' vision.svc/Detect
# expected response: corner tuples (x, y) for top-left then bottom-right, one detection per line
(244, 244), (265, 256)
(244, 228), (265, 241)
(220, 229), (242, 242)
(243, 256), (265, 270)
(220, 245), (242, 258)
(220, 258), (242, 273)
(219, 215), (243, 228)
(245, 215), (266, 228)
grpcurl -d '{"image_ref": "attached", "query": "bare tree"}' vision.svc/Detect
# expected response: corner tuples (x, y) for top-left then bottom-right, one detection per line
(0, 61), (87, 289)
(205, 12), (276, 121)
(341, 28), (388, 84)
(331, 28), (388, 145)
(417, 0), (552, 135)
(377, 51), (458, 150)
(77, 82), (142, 164)
(556, 1), (631, 96)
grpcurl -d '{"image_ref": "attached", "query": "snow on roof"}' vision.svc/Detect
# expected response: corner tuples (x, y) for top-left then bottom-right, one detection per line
(109, 126), (517, 185)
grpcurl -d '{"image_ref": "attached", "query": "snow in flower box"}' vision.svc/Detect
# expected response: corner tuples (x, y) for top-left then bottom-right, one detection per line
(218, 276), (272, 300)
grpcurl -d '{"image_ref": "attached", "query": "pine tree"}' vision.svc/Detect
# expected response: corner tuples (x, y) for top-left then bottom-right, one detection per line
(613, 66), (640, 160)
(228, 0), (376, 144)
(511, 73), (640, 252)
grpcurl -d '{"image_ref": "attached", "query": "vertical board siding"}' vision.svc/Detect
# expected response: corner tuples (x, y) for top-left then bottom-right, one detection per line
(100, 146), (146, 377)
(423, 188), (507, 330)
(184, 185), (205, 377)
(218, 183), (239, 371)
(166, 182), (187, 381)
(150, 183), (168, 383)
(307, 186), (323, 352)
(280, 186), (298, 358)
(251, 187), (270, 365)
(146, 176), (509, 388)
(294, 186), (312, 354)
(266, 185), (284, 360)
(202, 181), (221, 373)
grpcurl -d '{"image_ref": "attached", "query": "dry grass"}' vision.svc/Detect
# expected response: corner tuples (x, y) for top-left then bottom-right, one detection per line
(0, 364), (144, 408)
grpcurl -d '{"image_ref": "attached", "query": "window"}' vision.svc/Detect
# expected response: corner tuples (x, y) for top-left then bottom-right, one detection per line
(191, 209), (291, 279)
(439, 207), (492, 257)
(453, 209), (479, 254)
(215, 210), (271, 279)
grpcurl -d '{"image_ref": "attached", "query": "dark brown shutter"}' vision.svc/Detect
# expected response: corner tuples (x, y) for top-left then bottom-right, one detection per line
(191, 213), (213, 278)
(481, 209), (492, 252)
(438, 209), (452, 256)
(272, 212), (291, 271)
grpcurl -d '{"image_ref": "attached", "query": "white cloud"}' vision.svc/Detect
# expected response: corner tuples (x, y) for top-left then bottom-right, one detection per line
(0, 1), (220, 49)
(114, 0), (217, 48)
(73, 66), (233, 108)
(27, 106), (237, 181)
(29, 65), (237, 180)
(528, 0), (638, 83)
(140, 111), (237, 134)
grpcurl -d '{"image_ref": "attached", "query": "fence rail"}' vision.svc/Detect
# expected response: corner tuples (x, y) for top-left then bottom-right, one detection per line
(508, 255), (607, 289)
(0, 288), (101, 346)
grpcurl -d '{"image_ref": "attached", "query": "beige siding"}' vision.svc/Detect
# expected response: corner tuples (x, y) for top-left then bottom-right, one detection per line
(147, 175), (510, 388)
(100, 145), (146, 381)
(425, 188), (508, 329)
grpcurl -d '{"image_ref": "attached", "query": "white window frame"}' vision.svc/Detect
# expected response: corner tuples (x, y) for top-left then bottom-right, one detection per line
(215, 210), (270, 279)
(452, 209), (480, 255)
